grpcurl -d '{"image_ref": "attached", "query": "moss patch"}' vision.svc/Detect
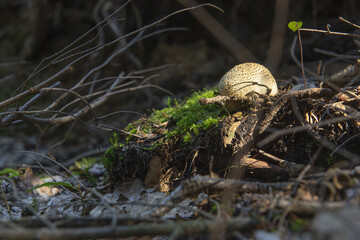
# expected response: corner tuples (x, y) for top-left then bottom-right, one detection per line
(102, 89), (228, 181)
(125, 88), (224, 144)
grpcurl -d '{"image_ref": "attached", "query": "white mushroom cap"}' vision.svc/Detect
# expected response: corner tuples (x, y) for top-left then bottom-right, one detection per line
(218, 63), (278, 97)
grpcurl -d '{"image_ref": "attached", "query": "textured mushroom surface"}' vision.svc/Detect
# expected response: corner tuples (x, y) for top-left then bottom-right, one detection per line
(218, 63), (278, 97)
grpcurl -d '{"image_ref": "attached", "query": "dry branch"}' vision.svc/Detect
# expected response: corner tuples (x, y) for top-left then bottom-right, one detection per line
(0, 216), (256, 240)
(290, 96), (360, 164)
(143, 175), (295, 218)
(0, 2), (222, 130)
(258, 88), (334, 134)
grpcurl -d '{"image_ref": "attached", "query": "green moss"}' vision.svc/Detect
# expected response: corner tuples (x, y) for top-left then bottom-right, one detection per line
(109, 132), (123, 148)
(0, 168), (21, 178)
(290, 218), (309, 231)
(183, 132), (192, 143)
(103, 89), (224, 172)
(102, 132), (121, 171)
(70, 157), (99, 183)
(126, 88), (223, 144)
(103, 145), (117, 169)
(125, 124), (139, 143)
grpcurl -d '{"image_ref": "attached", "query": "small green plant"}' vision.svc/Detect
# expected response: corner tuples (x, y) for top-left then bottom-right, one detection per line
(102, 145), (122, 171)
(290, 218), (309, 231)
(74, 157), (97, 170)
(183, 132), (192, 143)
(110, 132), (124, 148)
(110, 132), (119, 146)
(70, 157), (98, 182)
(288, 21), (303, 32)
(0, 167), (23, 220)
(0, 168), (21, 178)
(103, 133), (124, 171)
(26, 181), (77, 192)
(288, 20), (307, 89)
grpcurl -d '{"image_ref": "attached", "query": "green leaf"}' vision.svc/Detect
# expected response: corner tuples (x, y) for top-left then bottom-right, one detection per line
(26, 181), (76, 192)
(288, 21), (303, 32)
(0, 168), (21, 178)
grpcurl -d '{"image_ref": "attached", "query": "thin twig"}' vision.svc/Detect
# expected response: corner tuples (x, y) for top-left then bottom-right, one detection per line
(0, 66), (72, 109)
(299, 26), (360, 38)
(330, 133), (360, 157)
(0, 216), (256, 240)
(39, 87), (98, 126)
(28, 0), (132, 79)
(338, 16), (360, 29)
(20, 151), (86, 189)
(290, 36), (318, 78)
(296, 23), (307, 89)
(313, 48), (359, 60)
(290, 96), (360, 163)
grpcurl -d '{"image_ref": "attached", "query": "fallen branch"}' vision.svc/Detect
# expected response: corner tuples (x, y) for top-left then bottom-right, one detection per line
(0, 216), (256, 240)
(143, 175), (296, 217)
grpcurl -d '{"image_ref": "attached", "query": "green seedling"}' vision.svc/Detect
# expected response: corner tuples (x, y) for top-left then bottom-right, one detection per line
(0, 168), (21, 178)
(26, 181), (76, 192)
(288, 21), (303, 32)
(70, 157), (98, 182)
(288, 20), (307, 88)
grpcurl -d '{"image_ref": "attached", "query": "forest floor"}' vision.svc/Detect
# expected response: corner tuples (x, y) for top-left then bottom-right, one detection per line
(0, 1), (360, 239)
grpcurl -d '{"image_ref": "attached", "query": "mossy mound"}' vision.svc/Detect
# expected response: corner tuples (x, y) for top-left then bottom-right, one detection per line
(103, 89), (231, 189)
(103, 86), (360, 189)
